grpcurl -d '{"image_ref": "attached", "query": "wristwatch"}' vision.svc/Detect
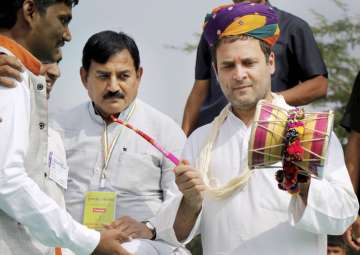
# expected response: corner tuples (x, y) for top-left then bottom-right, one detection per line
(142, 221), (156, 240)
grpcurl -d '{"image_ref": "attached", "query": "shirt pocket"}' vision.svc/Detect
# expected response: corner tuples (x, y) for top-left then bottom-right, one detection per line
(109, 152), (162, 193)
(66, 148), (98, 185)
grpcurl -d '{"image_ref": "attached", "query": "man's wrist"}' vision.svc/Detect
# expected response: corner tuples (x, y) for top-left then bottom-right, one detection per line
(182, 197), (202, 216)
(142, 221), (156, 240)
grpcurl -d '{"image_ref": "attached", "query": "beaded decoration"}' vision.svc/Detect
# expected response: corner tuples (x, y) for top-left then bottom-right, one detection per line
(275, 108), (310, 194)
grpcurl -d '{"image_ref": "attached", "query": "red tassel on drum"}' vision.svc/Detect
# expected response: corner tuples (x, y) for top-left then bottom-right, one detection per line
(277, 108), (308, 194)
(287, 139), (304, 160)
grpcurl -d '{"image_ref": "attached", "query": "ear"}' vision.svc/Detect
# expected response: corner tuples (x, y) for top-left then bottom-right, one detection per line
(22, 0), (38, 26)
(268, 51), (276, 75)
(136, 67), (143, 84)
(80, 67), (88, 89)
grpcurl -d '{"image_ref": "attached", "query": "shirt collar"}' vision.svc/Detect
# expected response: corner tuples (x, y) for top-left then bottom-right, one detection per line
(88, 100), (136, 125)
(227, 109), (250, 132)
(0, 35), (41, 75)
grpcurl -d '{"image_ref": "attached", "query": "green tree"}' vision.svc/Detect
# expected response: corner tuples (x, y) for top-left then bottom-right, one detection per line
(311, 0), (360, 144)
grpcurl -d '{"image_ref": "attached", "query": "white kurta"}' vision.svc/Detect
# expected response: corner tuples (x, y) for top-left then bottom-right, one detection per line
(53, 99), (189, 255)
(0, 44), (99, 255)
(47, 128), (74, 255)
(182, 95), (358, 255)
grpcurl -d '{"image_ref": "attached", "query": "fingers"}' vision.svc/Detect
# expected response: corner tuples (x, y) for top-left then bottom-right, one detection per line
(177, 176), (206, 193)
(174, 161), (195, 176)
(175, 169), (202, 184)
(0, 77), (17, 88)
(181, 159), (190, 165)
(0, 54), (23, 71)
(174, 164), (202, 184)
(121, 227), (138, 239)
(109, 216), (147, 239)
(113, 229), (131, 243)
(110, 216), (132, 230)
(96, 229), (132, 255)
(0, 55), (23, 87)
(175, 164), (204, 192)
(103, 224), (112, 230)
(181, 183), (207, 194)
(344, 228), (360, 251)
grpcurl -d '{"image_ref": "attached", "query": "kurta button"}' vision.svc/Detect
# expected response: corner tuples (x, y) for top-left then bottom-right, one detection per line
(39, 122), (45, 129)
(44, 172), (48, 178)
(37, 83), (44, 90)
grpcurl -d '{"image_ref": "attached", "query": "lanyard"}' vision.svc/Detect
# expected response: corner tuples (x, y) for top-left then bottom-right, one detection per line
(99, 103), (136, 188)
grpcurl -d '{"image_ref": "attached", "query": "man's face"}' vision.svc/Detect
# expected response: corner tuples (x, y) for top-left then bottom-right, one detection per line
(27, 2), (72, 62)
(215, 37), (275, 111)
(80, 49), (143, 117)
(327, 246), (347, 255)
(233, 0), (267, 4)
(40, 63), (61, 99)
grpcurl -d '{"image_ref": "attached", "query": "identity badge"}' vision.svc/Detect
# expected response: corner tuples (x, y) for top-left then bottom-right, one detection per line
(48, 151), (69, 190)
(83, 191), (116, 230)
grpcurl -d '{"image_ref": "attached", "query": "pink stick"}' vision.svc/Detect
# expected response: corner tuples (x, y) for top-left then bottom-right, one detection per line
(111, 115), (180, 166)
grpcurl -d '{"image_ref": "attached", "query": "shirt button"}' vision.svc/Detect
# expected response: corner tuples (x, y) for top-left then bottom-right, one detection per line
(37, 83), (44, 91)
(39, 122), (45, 129)
(44, 172), (48, 178)
(0, 117), (2, 123)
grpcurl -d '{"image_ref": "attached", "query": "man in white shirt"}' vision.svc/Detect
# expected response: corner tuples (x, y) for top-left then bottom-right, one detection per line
(52, 30), (189, 255)
(173, 3), (359, 255)
(0, 1), (133, 254)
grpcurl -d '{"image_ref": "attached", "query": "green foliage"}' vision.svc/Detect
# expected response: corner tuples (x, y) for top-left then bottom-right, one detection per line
(310, 0), (360, 143)
(164, 33), (201, 53)
(186, 235), (203, 255)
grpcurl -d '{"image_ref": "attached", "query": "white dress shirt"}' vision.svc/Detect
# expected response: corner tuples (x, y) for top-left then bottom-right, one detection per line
(182, 95), (359, 255)
(53, 99), (189, 255)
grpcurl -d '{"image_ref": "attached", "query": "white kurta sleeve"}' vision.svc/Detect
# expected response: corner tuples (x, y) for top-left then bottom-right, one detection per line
(147, 125), (186, 246)
(0, 81), (100, 255)
(175, 132), (203, 243)
(289, 132), (359, 235)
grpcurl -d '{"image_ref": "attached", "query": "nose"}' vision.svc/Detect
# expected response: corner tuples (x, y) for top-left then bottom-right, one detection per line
(63, 27), (72, 42)
(233, 64), (247, 82)
(49, 64), (61, 80)
(108, 75), (119, 92)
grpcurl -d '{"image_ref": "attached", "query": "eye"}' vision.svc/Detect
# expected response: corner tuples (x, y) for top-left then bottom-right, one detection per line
(119, 73), (130, 80)
(97, 73), (110, 80)
(59, 15), (71, 26)
(243, 59), (257, 67)
(221, 63), (235, 70)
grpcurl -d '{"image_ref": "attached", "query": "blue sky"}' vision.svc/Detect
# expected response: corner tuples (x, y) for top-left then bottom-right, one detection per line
(49, 0), (360, 123)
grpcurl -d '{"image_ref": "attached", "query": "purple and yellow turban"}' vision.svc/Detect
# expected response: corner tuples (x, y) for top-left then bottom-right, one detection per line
(203, 2), (280, 47)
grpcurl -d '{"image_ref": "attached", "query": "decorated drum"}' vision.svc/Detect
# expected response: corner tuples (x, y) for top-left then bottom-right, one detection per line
(248, 100), (334, 178)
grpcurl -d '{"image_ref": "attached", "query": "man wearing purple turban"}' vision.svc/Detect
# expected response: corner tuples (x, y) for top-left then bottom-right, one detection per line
(182, 0), (328, 137)
(173, 3), (358, 255)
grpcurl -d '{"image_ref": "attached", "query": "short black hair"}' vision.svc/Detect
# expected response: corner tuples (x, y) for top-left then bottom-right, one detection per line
(327, 235), (347, 249)
(0, 0), (78, 29)
(82, 30), (140, 71)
